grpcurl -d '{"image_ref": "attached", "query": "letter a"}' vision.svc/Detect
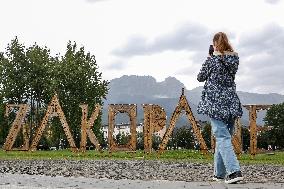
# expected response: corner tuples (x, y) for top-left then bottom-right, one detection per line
(158, 88), (208, 155)
(30, 94), (78, 152)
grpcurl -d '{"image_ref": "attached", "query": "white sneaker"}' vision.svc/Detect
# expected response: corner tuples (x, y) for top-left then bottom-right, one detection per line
(212, 175), (224, 182)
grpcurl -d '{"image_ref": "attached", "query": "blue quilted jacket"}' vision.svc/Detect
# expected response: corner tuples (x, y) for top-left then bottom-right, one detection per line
(196, 51), (243, 123)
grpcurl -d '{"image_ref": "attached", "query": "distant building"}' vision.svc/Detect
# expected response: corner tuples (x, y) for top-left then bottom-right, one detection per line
(102, 123), (166, 139)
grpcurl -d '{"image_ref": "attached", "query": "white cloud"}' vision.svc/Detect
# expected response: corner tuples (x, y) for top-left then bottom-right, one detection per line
(86, 0), (109, 2)
(105, 60), (128, 70)
(235, 23), (284, 94)
(265, 0), (281, 4)
(0, 0), (284, 94)
(112, 22), (211, 57)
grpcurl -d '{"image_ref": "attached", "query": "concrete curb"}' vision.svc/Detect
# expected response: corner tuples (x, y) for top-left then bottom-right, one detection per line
(1, 173), (284, 189)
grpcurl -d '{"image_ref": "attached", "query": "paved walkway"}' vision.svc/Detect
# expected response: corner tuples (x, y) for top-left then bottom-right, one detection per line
(0, 173), (283, 189)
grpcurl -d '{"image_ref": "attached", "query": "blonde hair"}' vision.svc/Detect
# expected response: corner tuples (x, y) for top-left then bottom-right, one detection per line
(213, 32), (234, 54)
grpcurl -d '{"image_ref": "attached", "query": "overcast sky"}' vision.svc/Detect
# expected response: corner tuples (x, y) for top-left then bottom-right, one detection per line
(1, 0), (284, 94)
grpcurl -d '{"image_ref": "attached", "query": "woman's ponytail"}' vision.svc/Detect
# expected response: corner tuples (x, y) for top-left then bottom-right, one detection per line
(213, 32), (233, 54)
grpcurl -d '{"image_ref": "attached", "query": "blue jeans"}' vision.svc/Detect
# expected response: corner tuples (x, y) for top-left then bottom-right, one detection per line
(210, 117), (241, 177)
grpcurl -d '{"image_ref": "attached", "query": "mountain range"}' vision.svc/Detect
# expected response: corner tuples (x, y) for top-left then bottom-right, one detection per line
(102, 75), (284, 127)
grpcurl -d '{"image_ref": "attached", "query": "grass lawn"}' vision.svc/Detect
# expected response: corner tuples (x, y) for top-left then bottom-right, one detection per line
(0, 149), (284, 165)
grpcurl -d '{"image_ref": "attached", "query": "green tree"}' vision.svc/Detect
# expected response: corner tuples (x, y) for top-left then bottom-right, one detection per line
(135, 132), (161, 151)
(201, 122), (211, 149)
(54, 41), (109, 147)
(174, 126), (194, 149)
(264, 103), (284, 149)
(152, 134), (162, 150)
(0, 100), (8, 146)
(0, 37), (30, 147)
(136, 131), (144, 150)
(0, 72), (5, 145)
(0, 37), (29, 103)
(25, 43), (56, 130)
(241, 127), (250, 152)
(0, 38), (56, 146)
(0, 38), (109, 149)
(257, 129), (271, 149)
(115, 132), (130, 145)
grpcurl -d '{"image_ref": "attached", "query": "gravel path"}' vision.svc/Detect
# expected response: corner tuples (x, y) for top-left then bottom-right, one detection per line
(0, 173), (284, 189)
(1, 173), (284, 189)
(0, 160), (284, 183)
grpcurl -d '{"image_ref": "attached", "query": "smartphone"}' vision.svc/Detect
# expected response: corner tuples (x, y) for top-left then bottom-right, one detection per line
(209, 45), (214, 56)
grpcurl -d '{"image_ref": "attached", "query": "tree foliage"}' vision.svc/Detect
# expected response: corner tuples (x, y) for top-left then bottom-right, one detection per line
(264, 102), (284, 149)
(241, 127), (250, 152)
(0, 37), (109, 149)
(172, 126), (194, 149)
(201, 122), (211, 149)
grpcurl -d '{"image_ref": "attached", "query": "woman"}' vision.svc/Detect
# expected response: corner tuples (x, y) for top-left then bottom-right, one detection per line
(197, 32), (243, 184)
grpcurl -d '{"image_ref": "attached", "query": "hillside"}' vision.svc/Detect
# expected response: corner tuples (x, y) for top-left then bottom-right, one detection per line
(102, 75), (284, 126)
